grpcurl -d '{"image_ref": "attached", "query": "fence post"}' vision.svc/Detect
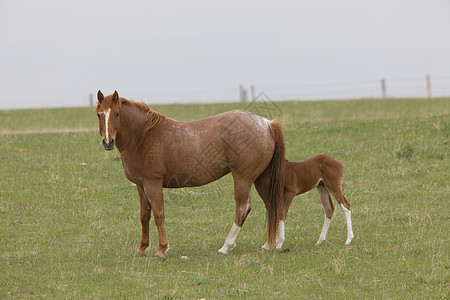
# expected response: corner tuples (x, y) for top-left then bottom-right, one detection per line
(381, 78), (387, 99)
(250, 85), (255, 101)
(239, 85), (247, 103)
(89, 93), (93, 107)
(426, 75), (432, 98)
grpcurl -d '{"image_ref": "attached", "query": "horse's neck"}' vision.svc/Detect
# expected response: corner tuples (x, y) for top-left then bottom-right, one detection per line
(116, 105), (148, 152)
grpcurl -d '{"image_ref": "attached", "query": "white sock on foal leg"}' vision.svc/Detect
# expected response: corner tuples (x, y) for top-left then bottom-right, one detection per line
(315, 214), (331, 245)
(276, 220), (285, 250)
(340, 203), (354, 245)
(261, 220), (285, 250)
(218, 223), (241, 254)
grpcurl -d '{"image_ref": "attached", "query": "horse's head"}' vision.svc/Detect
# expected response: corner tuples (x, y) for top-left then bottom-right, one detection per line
(95, 90), (121, 151)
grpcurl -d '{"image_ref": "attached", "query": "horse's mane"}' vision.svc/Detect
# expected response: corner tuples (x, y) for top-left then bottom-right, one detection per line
(120, 98), (150, 113)
(120, 98), (168, 134)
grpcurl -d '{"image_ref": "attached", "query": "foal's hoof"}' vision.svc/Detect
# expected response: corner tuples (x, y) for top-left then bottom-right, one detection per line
(153, 254), (165, 261)
(217, 249), (231, 256)
(260, 243), (271, 252)
(134, 251), (146, 257)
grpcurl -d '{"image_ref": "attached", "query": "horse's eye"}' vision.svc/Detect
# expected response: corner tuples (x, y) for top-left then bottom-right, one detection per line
(116, 113), (119, 118)
(97, 113), (100, 119)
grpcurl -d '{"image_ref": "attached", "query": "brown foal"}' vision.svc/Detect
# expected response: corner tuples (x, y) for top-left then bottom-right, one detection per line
(255, 154), (354, 250)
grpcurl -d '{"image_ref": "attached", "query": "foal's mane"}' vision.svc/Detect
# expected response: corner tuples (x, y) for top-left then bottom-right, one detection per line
(120, 98), (168, 134)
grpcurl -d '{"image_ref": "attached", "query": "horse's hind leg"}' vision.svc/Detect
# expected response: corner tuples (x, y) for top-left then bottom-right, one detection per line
(218, 179), (252, 255)
(254, 175), (272, 250)
(135, 185), (152, 256)
(315, 183), (334, 245)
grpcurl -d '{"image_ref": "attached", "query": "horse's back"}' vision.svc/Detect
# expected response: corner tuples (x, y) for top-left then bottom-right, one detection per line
(192, 109), (275, 160)
(160, 110), (276, 187)
(214, 110), (276, 175)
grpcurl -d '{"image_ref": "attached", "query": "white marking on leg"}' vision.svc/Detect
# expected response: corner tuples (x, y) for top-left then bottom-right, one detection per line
(340, 203), (354, 244)
(276, 220), (285, 250)
(315, 214), (331, 245)
(218, 223), (241, 254)
(104, 108), (111, 141)
(261, 242), (270, 251)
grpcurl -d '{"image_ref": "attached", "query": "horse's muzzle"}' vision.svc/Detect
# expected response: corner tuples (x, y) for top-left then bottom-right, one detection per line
(103, 138), (115, 150)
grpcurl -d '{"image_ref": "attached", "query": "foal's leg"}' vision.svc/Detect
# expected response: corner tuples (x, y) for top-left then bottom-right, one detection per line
(218, 180), (252, 254)
(143, 180), (169, 260)
(135, 185), (152, 256)
(329, 188), (354, 245)
(276, 190), (296, 250)
(260, 190), (295, 250)
(315, 184), (334, 245)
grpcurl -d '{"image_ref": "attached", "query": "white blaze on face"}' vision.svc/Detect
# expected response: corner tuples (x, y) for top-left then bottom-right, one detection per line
(104, 108), (111, 141)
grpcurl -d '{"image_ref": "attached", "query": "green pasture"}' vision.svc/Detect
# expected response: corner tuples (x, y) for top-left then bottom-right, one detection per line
(0, 98), (449, 299)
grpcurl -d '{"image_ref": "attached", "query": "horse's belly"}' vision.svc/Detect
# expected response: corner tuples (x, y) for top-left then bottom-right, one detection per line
(163, 163), (230, 188)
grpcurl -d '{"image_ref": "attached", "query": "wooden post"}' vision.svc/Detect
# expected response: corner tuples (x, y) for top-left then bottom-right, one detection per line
(250, 85), (255, 101)
(426, 75), (432, 98)
(89, 93), (93, 107)
(239, 85), (247, 103)
(239, 85), (243, 102)
(381, 78), (387, 99)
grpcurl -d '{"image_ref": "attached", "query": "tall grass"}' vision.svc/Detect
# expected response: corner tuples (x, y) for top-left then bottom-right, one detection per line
(0, 98), (448, 298)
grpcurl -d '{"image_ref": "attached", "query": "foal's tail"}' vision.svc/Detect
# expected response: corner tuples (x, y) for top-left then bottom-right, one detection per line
(265, 120), (286, 248)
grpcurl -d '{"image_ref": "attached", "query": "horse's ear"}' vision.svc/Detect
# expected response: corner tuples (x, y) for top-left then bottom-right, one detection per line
(97, 90), (104, 103)
(112, 90), (119, 103)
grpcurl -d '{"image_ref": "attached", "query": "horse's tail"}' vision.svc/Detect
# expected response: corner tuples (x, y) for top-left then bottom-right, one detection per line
(265, 119), (286, 248)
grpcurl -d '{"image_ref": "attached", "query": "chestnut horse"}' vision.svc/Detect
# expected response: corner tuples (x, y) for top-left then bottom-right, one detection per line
(95, 90), (285, 259)
(255, 154), (354, 250)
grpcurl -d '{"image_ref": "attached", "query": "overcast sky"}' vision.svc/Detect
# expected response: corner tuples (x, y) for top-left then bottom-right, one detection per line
(1, 0), (450, 109)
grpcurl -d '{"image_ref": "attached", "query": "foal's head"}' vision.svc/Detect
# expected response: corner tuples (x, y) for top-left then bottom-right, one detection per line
(95, 90), (121, 151)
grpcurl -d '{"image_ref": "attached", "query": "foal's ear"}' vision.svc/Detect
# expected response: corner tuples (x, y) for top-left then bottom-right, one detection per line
(112, 90), (119, 103)
(97, 90), (104, 103)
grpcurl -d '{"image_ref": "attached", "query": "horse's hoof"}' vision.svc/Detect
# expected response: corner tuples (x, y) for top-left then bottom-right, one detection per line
(153, 254), (165, 261)
(134, 251), (146, 257)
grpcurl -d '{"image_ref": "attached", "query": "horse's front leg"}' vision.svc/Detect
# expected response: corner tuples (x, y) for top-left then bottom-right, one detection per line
(143, 180), (169, 260)
(135, 185), (151, 257)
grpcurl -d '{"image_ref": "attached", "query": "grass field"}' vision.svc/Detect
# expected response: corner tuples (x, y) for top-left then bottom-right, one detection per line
(0, 98), (449, 299)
